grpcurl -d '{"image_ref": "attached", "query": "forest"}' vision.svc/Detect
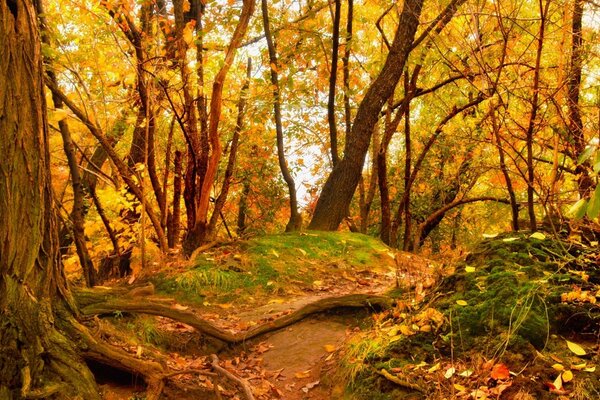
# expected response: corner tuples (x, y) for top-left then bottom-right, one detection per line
(1, 0), (599, 398)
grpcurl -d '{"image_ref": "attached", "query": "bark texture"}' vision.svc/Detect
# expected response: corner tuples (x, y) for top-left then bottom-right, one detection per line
(308, 0), (423, 231)
(0, 1), (99, 397)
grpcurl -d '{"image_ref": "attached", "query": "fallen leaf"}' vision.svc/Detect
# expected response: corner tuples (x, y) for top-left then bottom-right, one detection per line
(428, 363), (441, 373)
(301, 380), (319, 393)
(584, 366), (596, 372)
(297, 248), (307, 256)
(530, 232), (546, 240)
(551, 363), (565, 371)
(553, 374), (563, 390)
(453, 383), (467, 391)
(470, 388), (489, 399)
(566, 340), (587, 356)
(490, 363), (510, 380)
(465, 266), (476, 273)
(502, 237), (519, 242)
(295, 370), (311, 379)
(444, 367), (456, 379)
(459, 369), (473, 377)
(456, 300), (468, 306)
(173, 303), (189, 311)
(217, 303), (233, 309)
(136, 346), (143, 358)
(271, 249), (280, 258)
(324, 344), (336, 353)
(571, 362), (587, 370)
(562, 370), (573, 382)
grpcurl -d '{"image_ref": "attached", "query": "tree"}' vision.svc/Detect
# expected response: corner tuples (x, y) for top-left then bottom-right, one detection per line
(261, 0), (302, 232)
(308, 0), (423, 231)
(0, 0), (99, 396)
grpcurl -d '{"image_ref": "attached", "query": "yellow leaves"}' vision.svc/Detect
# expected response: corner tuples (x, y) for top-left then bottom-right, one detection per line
(561, 287), (597, 304)
(427, 363), (441, 373)
(183, 22), (195, 45)
(324, 344), (336, 353)
(566, 340), (587, 356)
(529, 232), (546, 240)
(444, 367), (455, 379)
(456, 300), (468, 306)
(551, 363), (564, 371)
(295, 370), (311, 379)
(465, 266), (476, 273)
(561, 370), (573, 382)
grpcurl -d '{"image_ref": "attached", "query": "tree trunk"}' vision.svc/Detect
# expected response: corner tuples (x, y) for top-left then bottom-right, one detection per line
(327, 0), (341, 166)
(525, 0), (549, 232)
(308, 0), (423, 231)
(567, 0), (591, 196)
(0, 1), (100, 396)
(168, 150), (183, 248)
(207, 58), (251, 236)
(261, 0), (302, 232)
(491, 106), (519, 231)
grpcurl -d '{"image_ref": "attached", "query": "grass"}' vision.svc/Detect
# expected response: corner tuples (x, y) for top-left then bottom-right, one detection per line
(152, 231), (395, 305)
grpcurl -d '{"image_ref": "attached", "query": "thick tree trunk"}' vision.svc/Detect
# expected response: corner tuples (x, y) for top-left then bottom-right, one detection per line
(0, 1), (100, 397)
(308, 0), (423, 231)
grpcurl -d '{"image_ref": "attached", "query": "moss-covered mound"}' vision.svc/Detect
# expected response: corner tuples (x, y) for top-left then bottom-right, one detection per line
(151, 231), (396, 305)
(340, 232), (600, 399)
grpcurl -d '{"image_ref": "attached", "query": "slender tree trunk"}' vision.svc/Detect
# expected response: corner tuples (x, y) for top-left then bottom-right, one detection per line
(525, 0), (549, 232)
(37, 1), (96, 286)
(0, 1), (100, 396)
(237, 179), (251, 235)
(168, 150), (183, 248)
(207, 58), (251, 236)
(567, 0), (591, 196)
(342, 0), (353, 139)
(182, 0), (255, 254)
(327, 0), (341, 166)
(308, 0), (423, 231)
(261, 0), (302, 232)
(491, 107), (519, 231)
(402, 83), (412, 250)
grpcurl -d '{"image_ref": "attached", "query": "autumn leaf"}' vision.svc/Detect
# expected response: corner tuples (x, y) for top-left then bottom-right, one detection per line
(490, 363), (510, 380)
(324, 344), (336, 353)
(562, 370), (573, 382)
(456, 300), (468, 306)
(444, 367), (455, 379)
(566, 340), (587, 356)
(295, 370), (311, 379)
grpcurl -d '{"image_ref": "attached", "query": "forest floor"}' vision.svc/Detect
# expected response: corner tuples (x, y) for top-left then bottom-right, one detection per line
(79, 230), (600, 400)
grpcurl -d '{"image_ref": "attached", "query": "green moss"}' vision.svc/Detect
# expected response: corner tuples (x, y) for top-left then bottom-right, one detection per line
(153, 231), (395, 305)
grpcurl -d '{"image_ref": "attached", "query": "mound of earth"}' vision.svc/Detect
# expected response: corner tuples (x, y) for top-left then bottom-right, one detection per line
(339, 231), (600, 399)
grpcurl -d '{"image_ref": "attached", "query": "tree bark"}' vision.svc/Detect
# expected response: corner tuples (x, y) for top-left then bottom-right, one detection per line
(0, 1), (100, 396)
(327, 0), (342, 166)
(308, 0), (423, 231)
(567, 0), (591, 196)
(261, 0), (302, 232)
(37, 1), (96, 287)
(207, 58), (252, 236)
(525, 0), (549, 232)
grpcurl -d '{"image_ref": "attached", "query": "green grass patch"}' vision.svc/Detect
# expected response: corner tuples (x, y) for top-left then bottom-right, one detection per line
(152, 231), (395, 305)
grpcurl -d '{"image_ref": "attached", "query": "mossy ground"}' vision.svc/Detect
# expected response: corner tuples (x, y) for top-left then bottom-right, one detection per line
(150, 231), (396, 306)
(341, 232), (600, 399)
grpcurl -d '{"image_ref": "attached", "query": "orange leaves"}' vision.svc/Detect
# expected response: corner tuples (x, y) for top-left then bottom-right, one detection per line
(490, 363), (510, 380)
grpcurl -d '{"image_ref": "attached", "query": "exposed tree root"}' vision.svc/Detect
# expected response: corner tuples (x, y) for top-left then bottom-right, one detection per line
(210, 354), (255, 400)
(75, 287), (392, 344)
